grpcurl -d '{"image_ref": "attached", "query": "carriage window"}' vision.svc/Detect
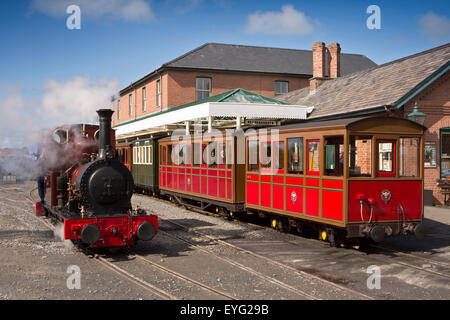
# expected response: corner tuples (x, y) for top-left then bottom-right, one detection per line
(261, 142), (271, 171)
(324, 136), (344, 176)
(307, 140), (320, 175)
(143, 146), (147, 164)
(274, 141), (285, 173)
(137, 147), (141, 164)
(399, 138), (420, 177)
(179, 144), (185, 165)
(349, 136), (372, 177)
(167, 145), (173, 165)
(149, 146), (153, 165)
(208, 142), (217, 168)
(377, 140), (396, 177)
(172, 144), (179, 165)
(218, 143), (226, 167)
(287, 138), (303, 174)
(186, 144), (192, 166)
(160, 146), (164, 165)
(202, 144), (208, 167)
(193, 143), (201, 167)
(227, 140), (232, 169)
(248, 140), (259, 172)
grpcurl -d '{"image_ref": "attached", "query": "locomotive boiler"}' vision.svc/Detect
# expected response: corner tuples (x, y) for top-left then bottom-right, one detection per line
(36, 109), (158, 248)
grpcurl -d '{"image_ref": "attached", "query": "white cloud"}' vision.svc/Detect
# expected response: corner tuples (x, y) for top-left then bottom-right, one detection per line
(244, 4), (316, 35)
(419, 12), (450, 40)
(0, 76), (120, 148)
(30, 0), (155, 22)
(41, 76), (120, 125)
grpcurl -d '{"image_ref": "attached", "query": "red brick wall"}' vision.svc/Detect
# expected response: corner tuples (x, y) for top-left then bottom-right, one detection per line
(113, 70), (309, 126)
(112, 74), (168, 126)
(166, 70), (309, 108)
(403, 71), (450, 205)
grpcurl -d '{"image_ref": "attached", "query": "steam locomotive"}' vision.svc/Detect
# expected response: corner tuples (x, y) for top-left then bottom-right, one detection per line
(35, 109), (158, 248)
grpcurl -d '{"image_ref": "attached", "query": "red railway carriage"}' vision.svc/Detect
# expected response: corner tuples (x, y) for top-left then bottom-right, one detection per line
(116, 142), (133, 171)
(244, 116), (426, 243)
(156, 116), (425, 244)
(158, 131), (246, 213)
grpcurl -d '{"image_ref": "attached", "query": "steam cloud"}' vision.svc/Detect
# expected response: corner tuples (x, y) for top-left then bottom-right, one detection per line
(0, 76), (119, 181)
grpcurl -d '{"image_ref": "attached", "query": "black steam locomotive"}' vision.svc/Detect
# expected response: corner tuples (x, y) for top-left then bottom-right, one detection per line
(36, 109), (158, 248)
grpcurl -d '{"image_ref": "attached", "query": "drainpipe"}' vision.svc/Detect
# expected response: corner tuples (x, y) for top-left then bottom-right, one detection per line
(134, 84), (137, 120)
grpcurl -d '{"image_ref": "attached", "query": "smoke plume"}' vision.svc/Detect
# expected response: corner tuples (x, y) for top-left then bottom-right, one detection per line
(0, 76), (119, 180)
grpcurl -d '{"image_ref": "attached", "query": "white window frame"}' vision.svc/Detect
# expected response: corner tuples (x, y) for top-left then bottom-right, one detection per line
(156, 79), (162, 107)
(142, 87), (147, 112)
(196, 77), (211, 100)
(129, 93), (133, 116)
(275, 80), (289, 96)
(117, 99), (120, 120)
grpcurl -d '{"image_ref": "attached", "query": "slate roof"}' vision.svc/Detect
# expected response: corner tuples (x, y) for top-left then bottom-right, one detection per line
(278, 43), (450, 119)
(163, 43), (377, 76)
(120, 43), (377, 94)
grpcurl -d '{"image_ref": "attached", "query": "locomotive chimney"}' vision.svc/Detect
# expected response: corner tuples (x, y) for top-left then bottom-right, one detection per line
(96, 109), (114, 159)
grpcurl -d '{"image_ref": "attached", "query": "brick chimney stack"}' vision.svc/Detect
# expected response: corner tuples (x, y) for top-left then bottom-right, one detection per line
(310, 42), (327, 92)
(312, 42), (326, 78)
(328, 43), (341, 78)
(310, 42), (341, 92)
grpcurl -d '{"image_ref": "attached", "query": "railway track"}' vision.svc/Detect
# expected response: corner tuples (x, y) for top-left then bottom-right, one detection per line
(0, 195), (238, 300)
(2, 185), (450, 299)
(142, 194), (450, 284)
(156, 228), (319, 300)
(122, 248), (238, 300)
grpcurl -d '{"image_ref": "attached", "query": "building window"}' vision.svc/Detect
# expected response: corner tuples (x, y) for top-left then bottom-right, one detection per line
(142, 87), (147, 112)
(196, 77), (211, 100)
(441, 129), (450, 178)
(424, 142), (437, 168)
(129, 93), (133, 116)
(156, 79), (161, 107)
(117, 99), (120, 120)
(275, 80), (289, 96)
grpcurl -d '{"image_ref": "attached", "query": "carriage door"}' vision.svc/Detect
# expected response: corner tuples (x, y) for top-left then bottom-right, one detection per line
(376, 140), (396, 177)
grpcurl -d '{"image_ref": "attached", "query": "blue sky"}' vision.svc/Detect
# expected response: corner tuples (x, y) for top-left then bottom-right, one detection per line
(0, 0), (449, 147)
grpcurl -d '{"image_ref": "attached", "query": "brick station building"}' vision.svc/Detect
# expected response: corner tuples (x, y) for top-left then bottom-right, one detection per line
(112, 43), (376, 128)
(279, 42), (450, 205)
